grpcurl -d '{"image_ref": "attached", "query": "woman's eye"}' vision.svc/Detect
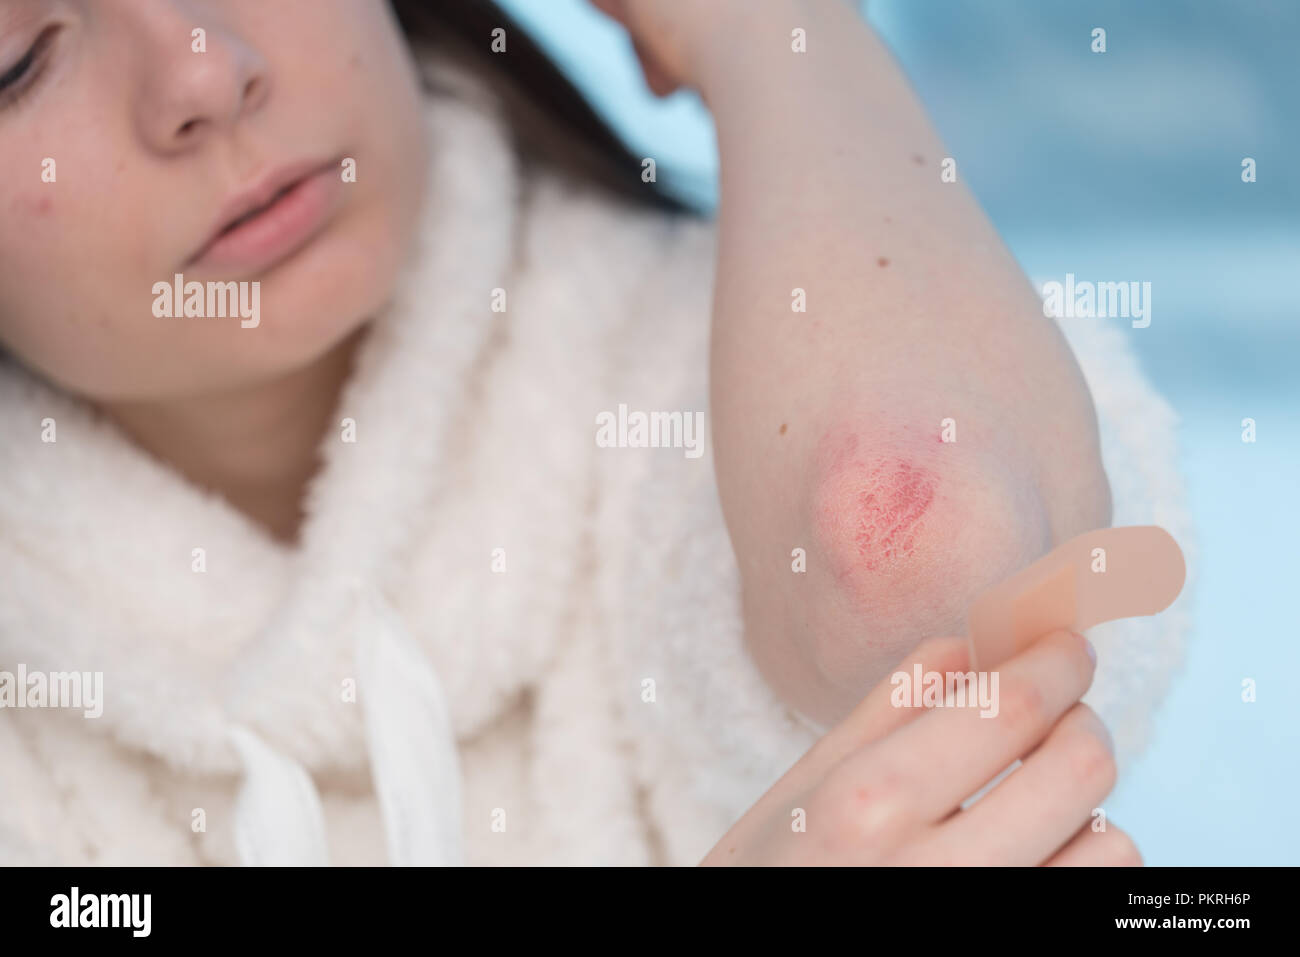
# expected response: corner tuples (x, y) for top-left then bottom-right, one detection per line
(0, 28), (56, 100)
(0, 47), (38, 90)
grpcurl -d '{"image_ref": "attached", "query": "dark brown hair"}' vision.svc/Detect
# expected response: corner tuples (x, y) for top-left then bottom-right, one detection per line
(390, 0), (698, 215)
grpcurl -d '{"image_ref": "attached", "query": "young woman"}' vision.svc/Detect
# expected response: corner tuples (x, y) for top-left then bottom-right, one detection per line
(0, 0), (1189, 866)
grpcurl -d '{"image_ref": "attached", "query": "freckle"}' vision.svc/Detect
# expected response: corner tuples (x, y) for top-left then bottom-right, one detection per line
(350, 54), (362, 70)
(779, 423), (788, 436)
(877, 256), (889, 268)
(911, 153), (925, 166)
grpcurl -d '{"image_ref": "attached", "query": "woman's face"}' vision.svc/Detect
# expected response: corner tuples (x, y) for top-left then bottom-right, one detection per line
(0, 0), (428, 399)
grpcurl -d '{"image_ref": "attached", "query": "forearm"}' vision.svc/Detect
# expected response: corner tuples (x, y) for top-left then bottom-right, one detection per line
(704, 0), (1099, 489)
(698, 1), (1110, 719)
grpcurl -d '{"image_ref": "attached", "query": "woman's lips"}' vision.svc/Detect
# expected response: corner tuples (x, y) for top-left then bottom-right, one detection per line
(187, 162), (344, 275)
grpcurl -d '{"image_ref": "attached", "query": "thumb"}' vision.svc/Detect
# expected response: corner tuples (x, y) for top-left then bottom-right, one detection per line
(631, 36), (682, 97)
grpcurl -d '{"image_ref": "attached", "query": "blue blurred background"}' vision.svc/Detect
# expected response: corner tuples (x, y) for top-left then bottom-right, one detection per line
(497, 0), (1299, 865)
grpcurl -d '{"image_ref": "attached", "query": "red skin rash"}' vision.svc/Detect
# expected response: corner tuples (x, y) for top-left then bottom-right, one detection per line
(9, 191), (53, 219)
(814, 432), (940, 576)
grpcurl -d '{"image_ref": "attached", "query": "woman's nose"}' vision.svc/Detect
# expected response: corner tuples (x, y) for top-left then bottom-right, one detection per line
(131, 8), (271, 155)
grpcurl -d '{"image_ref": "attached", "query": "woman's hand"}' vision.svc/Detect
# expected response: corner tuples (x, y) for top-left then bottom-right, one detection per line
(587, 0), (759, 96)
(701, 630), (1142, 866)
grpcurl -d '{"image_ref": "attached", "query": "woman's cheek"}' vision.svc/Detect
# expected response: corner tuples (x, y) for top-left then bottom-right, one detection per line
(0, 188), (146, 385)
(0, 188), (64, 346)
(8, 187), (56, 221)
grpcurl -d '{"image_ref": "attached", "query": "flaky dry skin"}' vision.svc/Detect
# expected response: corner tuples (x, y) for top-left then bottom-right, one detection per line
(814, 435), (939, 575)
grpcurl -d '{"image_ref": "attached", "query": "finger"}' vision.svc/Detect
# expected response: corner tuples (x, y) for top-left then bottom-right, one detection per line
(780, 635), (973, 807)
(928, 703), (1117, 865)
(588, 0), (627, 23)
(631, 37), (680, 96)
(831, 629), (1096, 827)
(702, 635), (969, 859)
(588, 2), (680, 97)
(821, 635), (972, 759)
(1046, 821), (1143, 867)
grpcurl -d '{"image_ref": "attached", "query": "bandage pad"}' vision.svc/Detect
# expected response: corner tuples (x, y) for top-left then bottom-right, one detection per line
(967, 525), (1185, 670)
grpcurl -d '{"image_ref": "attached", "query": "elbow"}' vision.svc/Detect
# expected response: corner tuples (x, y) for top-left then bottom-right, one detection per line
(799, 426), (1058, 720)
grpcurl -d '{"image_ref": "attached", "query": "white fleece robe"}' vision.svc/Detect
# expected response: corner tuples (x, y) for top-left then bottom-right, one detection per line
(0, 60), (1192, 867)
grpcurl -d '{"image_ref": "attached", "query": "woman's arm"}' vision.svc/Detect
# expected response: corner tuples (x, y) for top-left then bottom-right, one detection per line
(600, 0), (1111, 724)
